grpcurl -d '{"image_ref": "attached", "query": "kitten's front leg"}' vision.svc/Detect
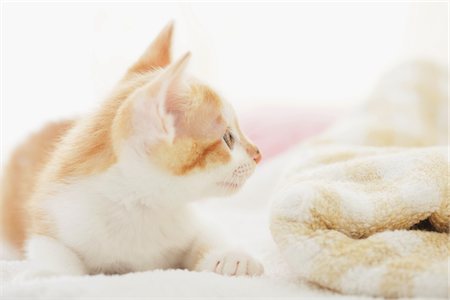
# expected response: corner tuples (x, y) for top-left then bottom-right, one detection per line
(183, 235), (264, 276)
(19, 235), (87, 280)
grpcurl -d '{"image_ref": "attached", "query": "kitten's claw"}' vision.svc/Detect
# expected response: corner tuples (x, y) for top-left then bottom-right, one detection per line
(197, 250), (264, 277)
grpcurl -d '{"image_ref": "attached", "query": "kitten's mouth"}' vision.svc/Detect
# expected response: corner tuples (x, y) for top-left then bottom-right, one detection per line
(217, 181), (244, 191)
(217, 164), (254, 192)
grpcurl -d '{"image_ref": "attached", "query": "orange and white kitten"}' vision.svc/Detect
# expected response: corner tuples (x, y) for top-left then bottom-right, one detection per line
(0, 22), (263, 278)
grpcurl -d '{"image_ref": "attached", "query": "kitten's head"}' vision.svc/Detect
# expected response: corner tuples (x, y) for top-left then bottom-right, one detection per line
(111, 22), (261, 199)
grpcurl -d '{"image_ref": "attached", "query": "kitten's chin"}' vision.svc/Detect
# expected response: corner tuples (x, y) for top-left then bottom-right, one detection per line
(215, 181), (245, 195)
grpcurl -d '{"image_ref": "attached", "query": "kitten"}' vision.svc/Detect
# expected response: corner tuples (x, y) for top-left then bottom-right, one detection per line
(0, 22), (263, 277)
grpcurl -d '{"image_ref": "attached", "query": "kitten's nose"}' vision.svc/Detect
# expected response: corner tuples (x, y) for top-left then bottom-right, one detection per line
(252, 148), (262, 164)
(245, 144), (262, 164)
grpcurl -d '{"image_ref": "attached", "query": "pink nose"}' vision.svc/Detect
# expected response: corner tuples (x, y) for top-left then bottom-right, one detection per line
(253, 148), (262, 164)
(245, 145), (262, 164)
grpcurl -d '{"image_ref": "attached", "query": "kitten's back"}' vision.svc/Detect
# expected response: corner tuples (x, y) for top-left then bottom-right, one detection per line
(0, 120), (73, 255)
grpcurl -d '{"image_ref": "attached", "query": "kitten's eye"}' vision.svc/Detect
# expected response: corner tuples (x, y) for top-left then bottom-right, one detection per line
(223, 129), (235, 149)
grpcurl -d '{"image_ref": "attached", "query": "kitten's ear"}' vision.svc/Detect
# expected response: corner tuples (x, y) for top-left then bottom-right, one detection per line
(157, 51), (191, 89)
(127, 21), (174, 75)
(130, 53), (191, 143)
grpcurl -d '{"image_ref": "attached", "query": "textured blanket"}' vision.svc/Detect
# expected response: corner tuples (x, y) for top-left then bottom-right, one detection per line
(270, 62), (449, 298)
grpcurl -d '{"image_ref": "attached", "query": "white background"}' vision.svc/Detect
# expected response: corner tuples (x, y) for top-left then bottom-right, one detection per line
(1, 2), (448, 162)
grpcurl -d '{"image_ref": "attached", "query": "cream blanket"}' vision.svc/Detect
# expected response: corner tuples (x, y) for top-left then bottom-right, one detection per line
(270, 62), (449, 298)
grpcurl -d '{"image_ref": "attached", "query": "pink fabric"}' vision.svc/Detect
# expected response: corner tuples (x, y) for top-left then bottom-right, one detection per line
(239, 107), (340, 162)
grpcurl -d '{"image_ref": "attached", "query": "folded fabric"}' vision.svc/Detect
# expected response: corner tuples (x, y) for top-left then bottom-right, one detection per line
(270, 61), (449, 298)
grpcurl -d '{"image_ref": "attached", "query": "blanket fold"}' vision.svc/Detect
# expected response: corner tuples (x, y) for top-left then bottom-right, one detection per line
(270, 61), (449, 298)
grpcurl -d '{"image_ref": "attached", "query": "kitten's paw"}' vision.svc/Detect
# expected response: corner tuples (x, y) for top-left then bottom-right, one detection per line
(197, 250), (264, 277)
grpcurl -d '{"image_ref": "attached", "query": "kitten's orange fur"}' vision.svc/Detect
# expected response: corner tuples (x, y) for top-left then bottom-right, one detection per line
(1, 120), (74, 251)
